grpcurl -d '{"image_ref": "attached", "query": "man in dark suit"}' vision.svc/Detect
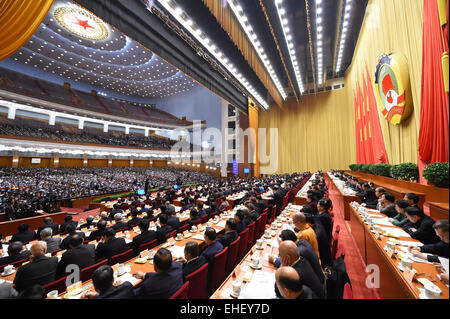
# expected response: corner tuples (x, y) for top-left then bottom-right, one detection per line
(305, 215), (333, 269)
(164, 201), (176, 215)
(200, 228), (224, 265)
(37, 217), (59, 238)
(78, 216), (95, 230)
(403, 207), (440, 244)
(4, 199), (16, 221)
(316, 199), (333, 242)
(88, 219), (107, 241)
(255, 196), (268, 215)
(132, 248), (183, 299)
(217, 218), (239, 248)
(126, 209), (142, 230)
(59, 216), (78, 234)
(56, 234), (95, 279)
(166, 210), (180, 231)
(275, 266), (317, 299)
(39, 227), (61, 254)
(60, 223), (85, 251)
(379, 193), (397, 218)
(111, 213), (128, 231)
(156, 214), (173, 244)
(131, 219), (157, 256)
(108, 204), (123, 221)
(196, 202), (206, 217)
(272, 185), (284, 216)
(178, 241), (207, 281)
(10, 223), (36, 244)
(234, 210), (247, 235)
(274, 241), (325, 299)
(95, 228), (127, 262)
(13, 241), (58, 293)
(81, 265), (135, 299)
(0, 242), (31, 266)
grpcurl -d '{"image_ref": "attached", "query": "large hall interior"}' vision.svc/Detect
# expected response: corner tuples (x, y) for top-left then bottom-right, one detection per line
(0, 0), (448, 303)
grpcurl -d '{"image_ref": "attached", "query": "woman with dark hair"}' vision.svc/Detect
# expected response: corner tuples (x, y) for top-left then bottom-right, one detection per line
(305, 193), (318, 215)
(389, 199), (410, 227)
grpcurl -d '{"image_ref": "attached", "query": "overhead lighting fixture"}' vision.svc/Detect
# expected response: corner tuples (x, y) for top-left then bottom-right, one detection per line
(336, 0), (352, 74)
(275, 0), (305, 94)
(228, 0), (287, 100)
(153, 0), (269, 109)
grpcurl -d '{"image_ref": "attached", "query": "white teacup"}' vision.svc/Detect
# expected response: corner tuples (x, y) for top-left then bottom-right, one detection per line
(232, 280), (242, 297)
(47, 290), (59, 299)
(176, 233), (183, 240)
(117, 263), (125, 275)
(206, 222), (212, 228)
(264, 229), (271, 237)
(386, 241), (396, 251)
(4, 265), (14, 274)
(424, 284), (441, 299)
(191, 226), (197, 232)
(256, 239), (263, 249)
(401, 258), (413, 270)
(148, 250), (155, 259)
(252, 255), (260, 268)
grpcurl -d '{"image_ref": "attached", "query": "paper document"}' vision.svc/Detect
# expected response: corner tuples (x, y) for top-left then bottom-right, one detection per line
(216, 220), (226, 228)
(396, 240), (422, 247)
(117, 273), (141, 286)
(381, 227), (411, 238)
(192, 234), (205, 241)
(373, 218), (395, 226)
(169, 245), (185, 259)
(238, 270), (277, 299)
(439, 257), (449, 273)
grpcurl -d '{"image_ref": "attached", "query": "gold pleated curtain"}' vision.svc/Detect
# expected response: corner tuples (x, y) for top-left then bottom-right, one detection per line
(259, 0), (424, 174)
(201, 0), (283, 108)
(0, 0), (54, 61)
(248, 100), (259, 177)
(345, 0), (423, 164)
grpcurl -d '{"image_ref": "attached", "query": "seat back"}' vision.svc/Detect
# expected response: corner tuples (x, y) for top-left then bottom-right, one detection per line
(210, 246), (228, 293)
(199, 215), (208, 224)
(185, 263), (209, 299)
(139, 239), (158, 252)
(225, 237), (240, 276)
(109, 248), (133, 266)
(178, 224), (189, 233)
(269, 205), (277, 224)
(169, 281), (189, 299)
(343, 283), (353, 299)
(247, 221), (256, 250)
(258, 212), (268, 238)
(42, 275), (68, 294)
(254, 216), (262, 241)
(165, 229), (177, 240)
(237, 228), (249, 261)
(81, 259), (108, 282)
(0, 258), (27, 273)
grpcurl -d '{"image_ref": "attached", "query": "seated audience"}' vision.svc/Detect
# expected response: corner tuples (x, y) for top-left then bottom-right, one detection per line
(156, 214), (173, 244)
(37, 217), (59, 238)
(39, 227), (61, 254)
(200, 227), (224, 264)
(0, 242), (31, 266)
(292, 212), (320, 258)
(402, 207), (440, 244)
(10, 223), (36, 244)
(13, 241), (58, 293)
(95, 228), (127, 262)
(56, 234), (95, 278)
(126, 209), (142, 229)
(0, 282), (18, 299)
(408, 220), (449, 263)
(78, 215), (95, 230)
(275, 266), (317, 299)
(132, 248), (183, 299)
(234, 210), (247, 235)
(388, 199), (410, 227)
(378, 193), (397, 218)
(178, 241), (207, 280)
(60, 223), (85, 250)
(111, 213), (128, 231)
(217, 218), (239, 248)
(82, 265), (135, 299)
(59, 216), (78, 234)
(274, 241), (325, 299)
(131, 219), (157, 256)
(88, 219), (107, 241)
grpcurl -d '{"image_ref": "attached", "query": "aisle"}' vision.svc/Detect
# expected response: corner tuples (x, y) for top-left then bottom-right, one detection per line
(60, 206), (100, 222)
(328, 186), (379, 299)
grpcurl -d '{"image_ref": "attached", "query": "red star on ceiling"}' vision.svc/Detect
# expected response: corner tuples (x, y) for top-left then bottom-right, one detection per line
(74, 17), (95, 30)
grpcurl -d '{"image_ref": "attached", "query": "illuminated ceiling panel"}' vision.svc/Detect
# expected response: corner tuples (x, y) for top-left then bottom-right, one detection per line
(7, 0), (199, 99)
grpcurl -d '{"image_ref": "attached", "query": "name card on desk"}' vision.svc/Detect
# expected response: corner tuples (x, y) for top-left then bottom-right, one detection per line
(404, 267), (415, 284)
(386, 248), (394, 259)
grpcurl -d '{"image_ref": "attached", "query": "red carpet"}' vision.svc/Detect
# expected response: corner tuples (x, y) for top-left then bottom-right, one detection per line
(328, 188), (379, 299)
(60, 206), (101, 222)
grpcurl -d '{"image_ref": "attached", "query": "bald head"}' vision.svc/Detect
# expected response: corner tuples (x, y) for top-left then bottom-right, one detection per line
(292, 212), (306, 227)
(30, 241), (47, 257)
(275, 266), (303, 298)
(278, 240), (300, 266)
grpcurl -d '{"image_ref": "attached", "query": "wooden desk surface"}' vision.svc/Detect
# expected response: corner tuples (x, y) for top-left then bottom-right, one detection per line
(349, 204), (449, 299)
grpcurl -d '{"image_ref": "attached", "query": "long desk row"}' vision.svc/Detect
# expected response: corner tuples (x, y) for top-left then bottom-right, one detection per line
(348, 203), (449, 299)
(326, 172), (361, 220)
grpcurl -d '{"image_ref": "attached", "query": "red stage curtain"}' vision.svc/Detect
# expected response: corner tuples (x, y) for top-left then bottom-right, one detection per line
(418, 0), (449, 169)
(353, 68), (389, 164)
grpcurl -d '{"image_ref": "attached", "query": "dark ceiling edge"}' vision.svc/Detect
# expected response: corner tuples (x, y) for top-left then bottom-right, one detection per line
(71, 0), (248, 114)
